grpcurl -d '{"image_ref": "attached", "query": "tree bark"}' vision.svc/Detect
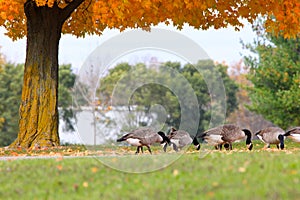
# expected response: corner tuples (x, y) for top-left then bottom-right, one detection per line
(10, 1), (64, 148)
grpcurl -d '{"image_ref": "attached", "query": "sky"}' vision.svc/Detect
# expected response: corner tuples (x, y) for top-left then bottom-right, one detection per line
(0, 22), (257, 70)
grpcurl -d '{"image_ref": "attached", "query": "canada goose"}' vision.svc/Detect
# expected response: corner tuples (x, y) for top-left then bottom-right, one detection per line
(163, 128), (200, 152)
(284, 127), (300, 143)
(116, 127), (170, 154)
(199, 124), (253, 150)
(255, 127), (285, 149)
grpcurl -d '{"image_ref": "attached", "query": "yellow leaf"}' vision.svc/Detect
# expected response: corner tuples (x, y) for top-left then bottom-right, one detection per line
(289, 170), (297, 175)
(83, 182), (89, 188)
(238, 167), (246, 173)
(0, 12), (6, 20)
(212, 182), (219, 187)
(173, 169), (179, 176)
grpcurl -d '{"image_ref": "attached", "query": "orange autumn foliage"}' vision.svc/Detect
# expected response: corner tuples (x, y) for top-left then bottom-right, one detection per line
(0, 0), (299, 40)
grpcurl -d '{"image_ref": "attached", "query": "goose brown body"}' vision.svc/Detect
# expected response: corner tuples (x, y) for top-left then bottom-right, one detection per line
(256, 127), (285, 149)
(200, 124), (253, 150)
(116, 127), (170, 154)
(163, 128), (199, 151)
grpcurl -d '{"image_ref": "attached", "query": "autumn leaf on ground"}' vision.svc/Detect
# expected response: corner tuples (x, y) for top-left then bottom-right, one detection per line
(238, 167), (246, 173)
(91, 167), (98, 173)
(56, 165), (63, 171)
(83, 182), (88, 188)
(173, 169), (179, 176)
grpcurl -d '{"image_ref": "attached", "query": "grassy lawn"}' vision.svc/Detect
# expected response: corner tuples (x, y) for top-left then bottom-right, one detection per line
(1, 140), (300, 200)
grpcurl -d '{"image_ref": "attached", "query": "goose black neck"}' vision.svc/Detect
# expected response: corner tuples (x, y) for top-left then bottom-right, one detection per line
(284, 131), (291, 136)
(278, 134), (284, 150)
(192, 137), (199, 146)
(158, 131), (170, 144)
(243, 129), (252, 145)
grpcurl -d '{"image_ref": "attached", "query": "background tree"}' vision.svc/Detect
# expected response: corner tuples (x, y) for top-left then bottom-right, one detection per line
(98, 62), (180, 133)
(74, 63), (116, 145)
(227, 60), (274, 133)
(98, 60), (238, 137)
(0, 0), (298, 148)
(0, 62), (77, 146)
(58, 64), (76, 132)
(181, 60), (239, 130)
(0, 63), (23, 146)
(244, 23), (300, 129)
(0, 49), (6, 130)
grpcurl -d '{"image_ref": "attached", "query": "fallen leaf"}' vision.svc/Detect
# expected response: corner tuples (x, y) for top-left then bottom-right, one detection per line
(56, 156), (63, 162)
(56, 165), (63, 171)
(173, 169), (179, 176)
(83, 182), (89, 188)
(206, 191), (215, 198)
(212, 182), (219, 187)
(238, 167), (246, 173)
(91, 167), (98, 173)
(10, 152), (19, 156)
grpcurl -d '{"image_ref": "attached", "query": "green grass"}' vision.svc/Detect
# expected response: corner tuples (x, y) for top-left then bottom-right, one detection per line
(1, 140), (300, 200)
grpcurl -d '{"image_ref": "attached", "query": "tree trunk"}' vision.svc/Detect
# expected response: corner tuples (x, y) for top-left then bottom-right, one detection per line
(10, 2), (64, 148)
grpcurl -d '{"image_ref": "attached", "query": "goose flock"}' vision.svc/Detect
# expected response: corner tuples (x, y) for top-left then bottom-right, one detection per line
(116, 125), (300, 154)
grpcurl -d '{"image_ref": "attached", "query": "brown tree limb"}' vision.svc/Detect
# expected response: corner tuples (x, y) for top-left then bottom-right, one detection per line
(60, 0), (85, 22)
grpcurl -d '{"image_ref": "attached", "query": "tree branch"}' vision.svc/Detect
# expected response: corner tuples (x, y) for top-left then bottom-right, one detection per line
(24, 0), (37, 19)
(60, 0), (85, 22)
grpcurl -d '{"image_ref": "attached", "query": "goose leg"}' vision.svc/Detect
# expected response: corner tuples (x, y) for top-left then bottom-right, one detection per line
(224, 143), (230, 150)
(163, 143), (168, 152)
(264, 144), (270, 149)
(146, 146), (152, 154)
(135, 146), (140, 154)
(172, 142), (179, 152)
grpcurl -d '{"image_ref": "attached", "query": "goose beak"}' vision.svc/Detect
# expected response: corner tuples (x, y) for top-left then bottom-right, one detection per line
(247, 143), (253, 151)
